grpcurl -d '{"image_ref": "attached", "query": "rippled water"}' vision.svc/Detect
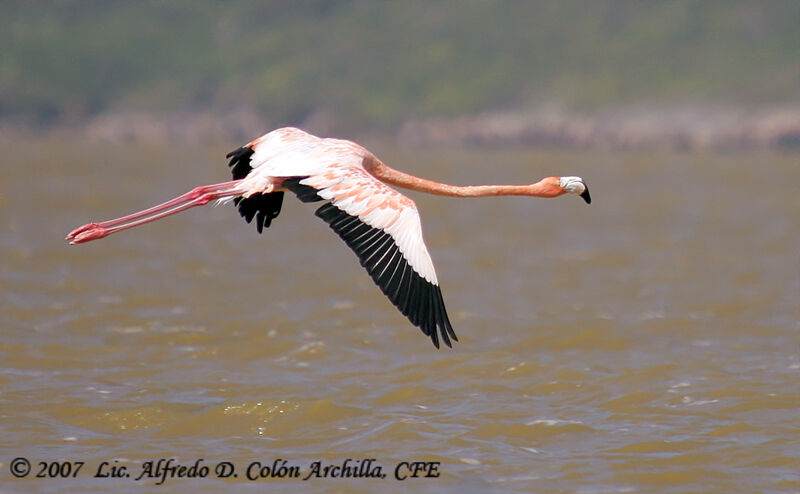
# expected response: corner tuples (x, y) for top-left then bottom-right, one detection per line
(1, 137), (798, 493)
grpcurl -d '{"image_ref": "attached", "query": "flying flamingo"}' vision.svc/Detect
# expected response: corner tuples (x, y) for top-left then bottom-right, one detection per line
(66, 127), (591, 348)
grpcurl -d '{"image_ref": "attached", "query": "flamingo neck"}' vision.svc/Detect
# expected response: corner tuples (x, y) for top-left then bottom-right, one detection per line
(364, 157), (565, 198)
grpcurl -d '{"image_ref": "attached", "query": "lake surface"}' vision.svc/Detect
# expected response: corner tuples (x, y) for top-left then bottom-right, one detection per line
(1, 137), (798, 493)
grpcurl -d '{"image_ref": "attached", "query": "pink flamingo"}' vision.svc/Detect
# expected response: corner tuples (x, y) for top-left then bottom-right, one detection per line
(67, 127), (591, 348)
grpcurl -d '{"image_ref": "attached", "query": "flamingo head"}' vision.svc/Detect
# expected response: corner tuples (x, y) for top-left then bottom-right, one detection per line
(558, 176), (591, 204)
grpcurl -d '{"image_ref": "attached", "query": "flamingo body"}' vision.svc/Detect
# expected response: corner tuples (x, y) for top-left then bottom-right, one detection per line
(67, 127), (591, 349)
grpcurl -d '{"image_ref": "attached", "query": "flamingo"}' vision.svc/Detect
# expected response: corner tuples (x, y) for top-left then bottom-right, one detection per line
(66, 127), (591, 348)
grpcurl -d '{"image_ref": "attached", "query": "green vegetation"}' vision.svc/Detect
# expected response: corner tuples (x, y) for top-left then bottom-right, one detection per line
(2, 1), (798, 130)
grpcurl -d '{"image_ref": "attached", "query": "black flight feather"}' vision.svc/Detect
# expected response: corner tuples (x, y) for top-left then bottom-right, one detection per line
(307, 198), (456, 348)
(226, 146), (284, 233)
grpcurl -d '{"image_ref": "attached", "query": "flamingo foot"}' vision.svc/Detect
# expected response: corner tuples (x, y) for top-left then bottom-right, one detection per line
(67, 224), (110, 244)
(66, 223), (101, 241)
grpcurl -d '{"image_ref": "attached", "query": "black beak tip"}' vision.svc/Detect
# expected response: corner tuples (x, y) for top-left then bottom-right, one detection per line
(580, 186), (592, 204)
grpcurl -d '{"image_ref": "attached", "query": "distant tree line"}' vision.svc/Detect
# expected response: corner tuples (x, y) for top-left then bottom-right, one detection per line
(2, 1), (798, 131)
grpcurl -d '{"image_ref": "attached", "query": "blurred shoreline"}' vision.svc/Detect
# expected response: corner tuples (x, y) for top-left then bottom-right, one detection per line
(397, 104), (800, 151)
(3, 103), (800, 151)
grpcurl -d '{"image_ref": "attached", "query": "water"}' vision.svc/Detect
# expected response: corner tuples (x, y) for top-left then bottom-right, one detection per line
(1, 137), (798, 493)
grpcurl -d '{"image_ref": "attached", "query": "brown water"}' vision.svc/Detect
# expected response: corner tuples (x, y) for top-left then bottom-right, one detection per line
(1, 138), (798, 493)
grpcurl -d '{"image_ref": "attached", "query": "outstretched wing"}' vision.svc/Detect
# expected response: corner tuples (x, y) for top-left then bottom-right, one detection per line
(231, 130), (456, 348)
(225, 128), (320, 233)
(283, 169), (457, 349)
(226, 146), (284, 233)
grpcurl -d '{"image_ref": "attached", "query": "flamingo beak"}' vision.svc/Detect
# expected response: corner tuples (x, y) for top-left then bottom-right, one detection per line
(580, 185), (591, 204)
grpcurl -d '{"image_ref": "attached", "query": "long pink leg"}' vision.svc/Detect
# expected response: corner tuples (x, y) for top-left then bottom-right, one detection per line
(66, 180), (246, 244)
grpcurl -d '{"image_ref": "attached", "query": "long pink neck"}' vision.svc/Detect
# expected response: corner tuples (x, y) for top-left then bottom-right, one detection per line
(365, 158), (564, 198)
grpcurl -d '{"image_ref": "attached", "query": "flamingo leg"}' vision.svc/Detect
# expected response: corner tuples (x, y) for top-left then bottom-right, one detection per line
(66, 180), (245, 244)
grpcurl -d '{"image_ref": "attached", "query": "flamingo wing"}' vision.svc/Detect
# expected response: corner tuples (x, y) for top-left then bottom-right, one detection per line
(225, 128), (320, 233)
(226, 146), (284, 233)
(283, 171), (456, 348)
(227, 131), (457, 348)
